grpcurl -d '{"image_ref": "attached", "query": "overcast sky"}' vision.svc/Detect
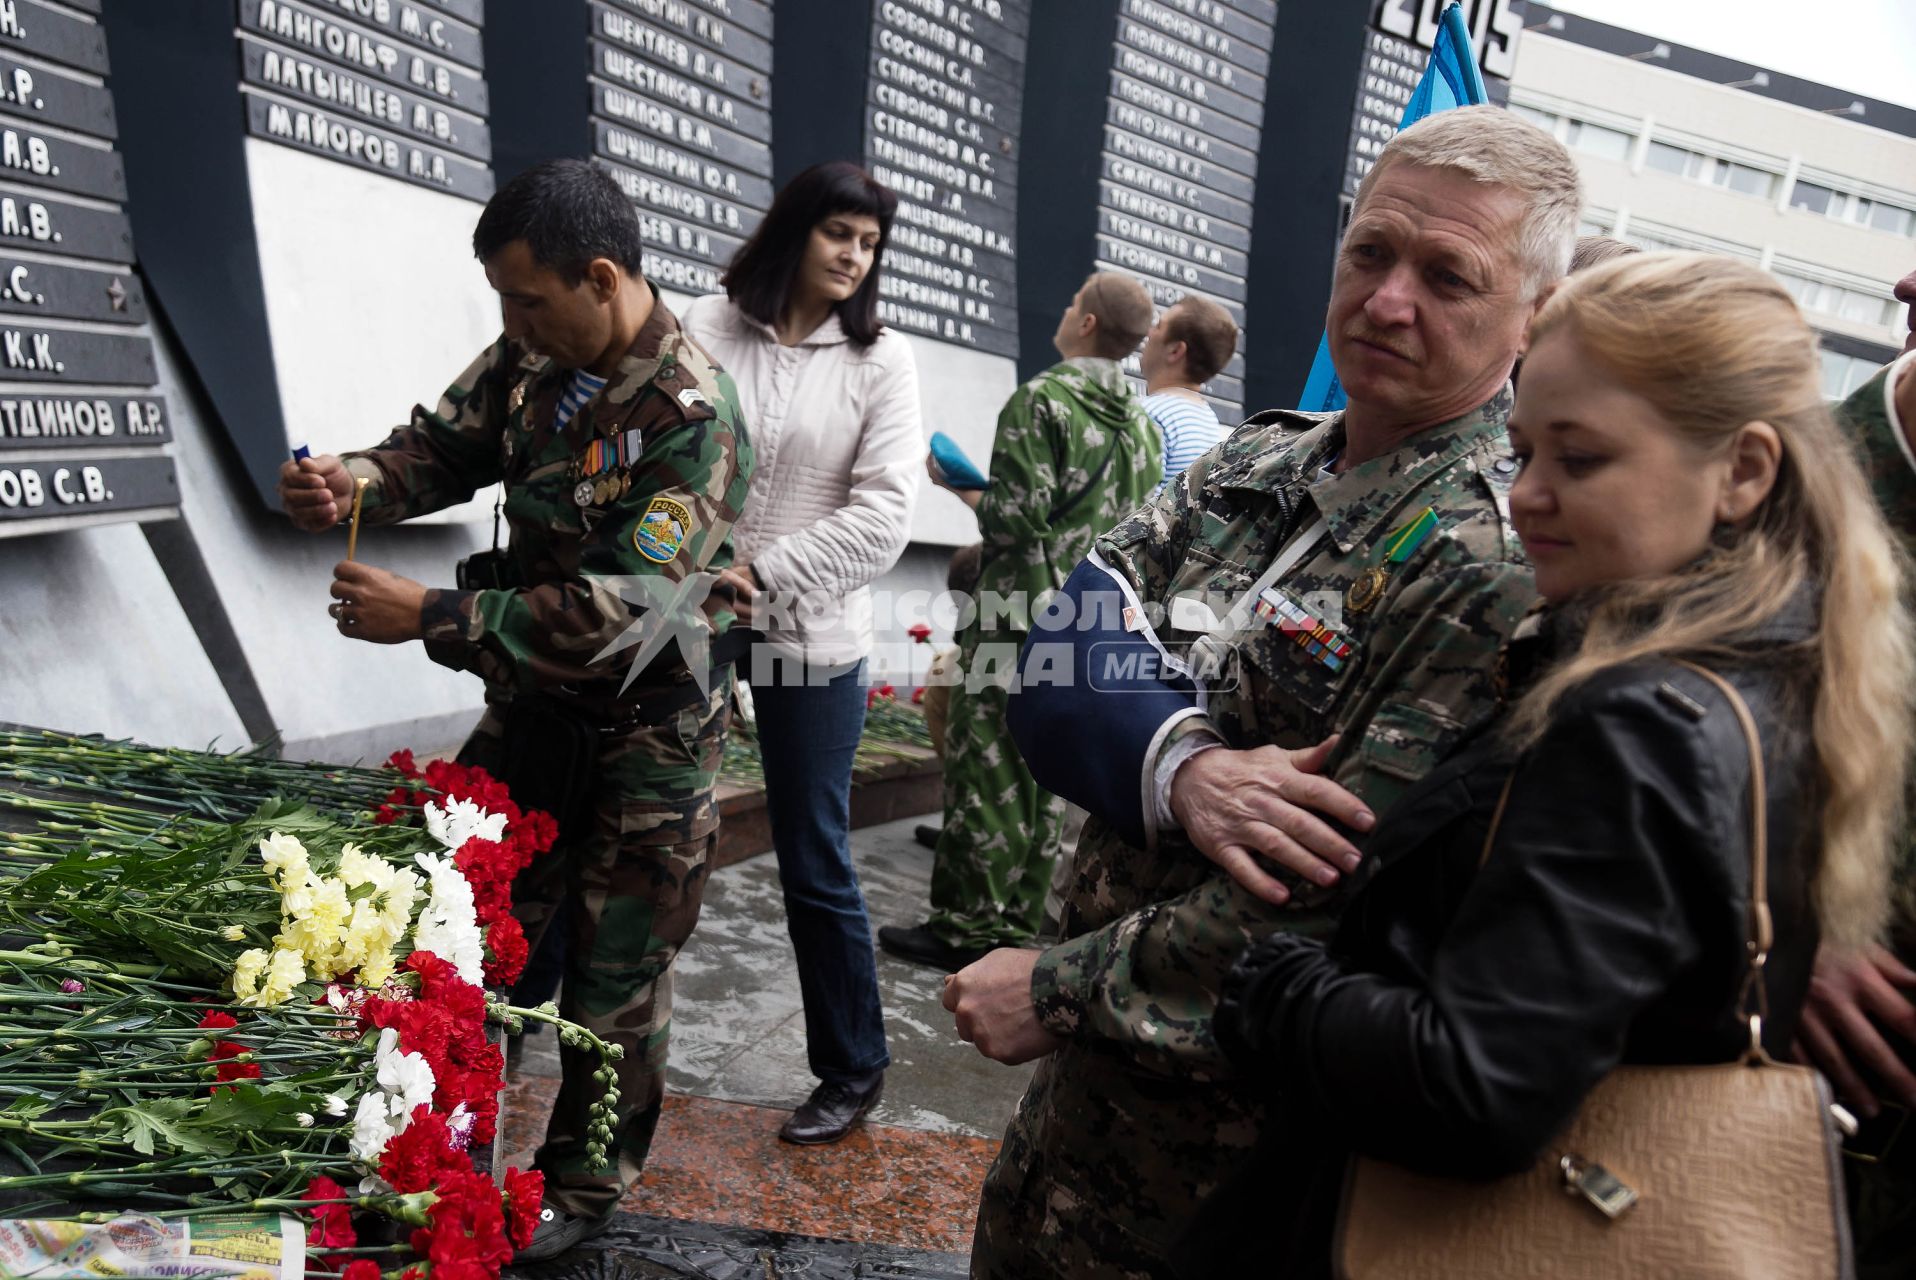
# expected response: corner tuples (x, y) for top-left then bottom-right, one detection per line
(1545, 0), (1916, 111)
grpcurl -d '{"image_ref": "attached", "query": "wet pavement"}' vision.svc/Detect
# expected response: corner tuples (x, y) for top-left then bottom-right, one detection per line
(504, 812), (1033, 1276)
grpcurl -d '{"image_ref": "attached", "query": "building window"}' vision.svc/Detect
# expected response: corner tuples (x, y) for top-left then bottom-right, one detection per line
(1790, 181), (1835, 215)
(1820, 349), (1882, 400)
(1505, 102), (1634, 164)
(1643, 139), (1782, 201)
(1778, 270), (1900, 329)
(1787, 179), (1916, 239)
(1565, 120), (1633, 163)
(1861, 198), (1916, 237)
(1713, 161), (1777, 200)
(1645, 140), (1705, 179)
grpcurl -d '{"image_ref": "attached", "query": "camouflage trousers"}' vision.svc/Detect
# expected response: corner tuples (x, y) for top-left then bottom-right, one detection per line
(461, 693), (726, 1219)
(927, 669), (1065, 949)
(971, 1046), (1264, 1278)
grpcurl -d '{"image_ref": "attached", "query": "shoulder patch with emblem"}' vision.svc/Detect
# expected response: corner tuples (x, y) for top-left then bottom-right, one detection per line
(633, 495), (693, 563)
(677, 387), (709, 409)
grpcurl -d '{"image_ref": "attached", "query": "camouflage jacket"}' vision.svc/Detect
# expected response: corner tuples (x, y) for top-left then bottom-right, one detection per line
(1837, 350), (1916, 945)
(343, 290), (753, 711)
(1030, 389), (1534, 1079)
(962, 356), (1160, 661)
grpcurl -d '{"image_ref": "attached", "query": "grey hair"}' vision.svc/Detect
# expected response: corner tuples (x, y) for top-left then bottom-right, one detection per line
(1354, 104), (1582, 300)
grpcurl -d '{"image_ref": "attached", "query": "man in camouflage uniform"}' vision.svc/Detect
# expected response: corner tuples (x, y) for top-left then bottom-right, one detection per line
(941, 108), (1582, 1277)
(878, 272), (1161, 972)
(1801, 265), (1916, 1280)
(276, 160), (750, 1258)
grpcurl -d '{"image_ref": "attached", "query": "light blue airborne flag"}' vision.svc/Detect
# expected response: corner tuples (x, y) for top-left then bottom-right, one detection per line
(1296, 2), (1490, 412)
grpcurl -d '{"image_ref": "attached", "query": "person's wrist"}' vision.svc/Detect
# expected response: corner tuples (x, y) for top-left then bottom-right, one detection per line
(1168, 751), (1210, 829)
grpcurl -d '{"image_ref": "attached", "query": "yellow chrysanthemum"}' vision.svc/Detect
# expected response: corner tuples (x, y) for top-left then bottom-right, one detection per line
(258, 832), (309, 888)
(231, 948), (270, 1000)
(255, 946), (306, 1006)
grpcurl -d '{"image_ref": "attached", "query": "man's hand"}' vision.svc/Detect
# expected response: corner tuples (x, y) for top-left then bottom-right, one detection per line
(1794, 943), (1916, 1117)
(278, 455), (355, 532)
(329, 561), (427, 644)
(1169, 736), (1373, 906)
(715, 564), (758, 625)
(943, 948), (1065, 1065)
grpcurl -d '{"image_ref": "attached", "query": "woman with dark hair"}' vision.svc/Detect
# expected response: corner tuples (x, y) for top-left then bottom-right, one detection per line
(682, 161), (921, 1145)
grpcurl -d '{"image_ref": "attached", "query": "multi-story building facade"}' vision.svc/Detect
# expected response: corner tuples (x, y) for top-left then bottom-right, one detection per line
(1510, 3), (1914, 396)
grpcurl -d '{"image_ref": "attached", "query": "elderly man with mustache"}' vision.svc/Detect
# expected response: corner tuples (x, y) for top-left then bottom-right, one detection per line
(942, 106), (1583, 1278)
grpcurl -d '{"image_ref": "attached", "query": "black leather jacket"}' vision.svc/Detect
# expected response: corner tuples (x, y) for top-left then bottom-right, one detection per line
(1181, 607), (1822, 1277)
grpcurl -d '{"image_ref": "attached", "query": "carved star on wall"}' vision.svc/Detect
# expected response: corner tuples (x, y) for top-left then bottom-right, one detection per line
(106, 277), (128, 312)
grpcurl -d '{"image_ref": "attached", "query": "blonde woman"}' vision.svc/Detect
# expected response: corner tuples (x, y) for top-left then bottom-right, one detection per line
(1181, 253), (1913, 1275)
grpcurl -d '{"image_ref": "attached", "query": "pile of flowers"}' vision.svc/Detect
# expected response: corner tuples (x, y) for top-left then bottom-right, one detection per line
(0, 743), (600, 1280)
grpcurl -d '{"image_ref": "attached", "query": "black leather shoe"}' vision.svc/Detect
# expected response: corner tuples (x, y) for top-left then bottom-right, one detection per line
(877, 922), (991, 972)
(778, 1073), (885, 1145)
(914, 823), (940, 850)
(515, 1206), (614, 1261)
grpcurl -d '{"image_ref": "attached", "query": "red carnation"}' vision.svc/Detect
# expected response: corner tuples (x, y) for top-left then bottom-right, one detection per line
(502, 1168), (545, 1251)
(378, 1106), (467, 1194)
(410, 1168), (514, 1276)
(483, 915), (529, 988)
(911, 686), (926, 705)
(302, 1175), (357, 1266)
(866, 684), (896, 708)
(342, 1263), (383, 1280)
(196, 1011), (258, 1092)
(387, 749), (419, 779)
(511, 808), (558, 859)
(907, 621), (933, 643)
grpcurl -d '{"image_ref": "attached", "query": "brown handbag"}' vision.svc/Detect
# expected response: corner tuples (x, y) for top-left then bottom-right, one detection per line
(1334, 663), (1855, 1279)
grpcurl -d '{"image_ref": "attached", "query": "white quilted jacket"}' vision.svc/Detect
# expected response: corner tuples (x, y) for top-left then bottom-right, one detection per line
(681, 294), (923, 666)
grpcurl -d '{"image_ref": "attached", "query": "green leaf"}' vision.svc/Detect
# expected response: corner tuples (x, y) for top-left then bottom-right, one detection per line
(199, 1082), (303, 1131)
(103, 1097), (235, 1158)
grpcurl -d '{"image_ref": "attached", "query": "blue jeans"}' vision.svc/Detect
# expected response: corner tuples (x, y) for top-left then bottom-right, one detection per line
(747, 648), (890, 1083)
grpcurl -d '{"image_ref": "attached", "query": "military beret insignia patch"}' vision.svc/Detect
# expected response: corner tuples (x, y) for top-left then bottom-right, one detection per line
(634, 495), (693, 563)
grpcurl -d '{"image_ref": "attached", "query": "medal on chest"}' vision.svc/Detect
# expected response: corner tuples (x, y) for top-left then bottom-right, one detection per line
(570, 427), (643, 507)
(1254, 587), (1354, 672)
(1347, 506), (1441, 616)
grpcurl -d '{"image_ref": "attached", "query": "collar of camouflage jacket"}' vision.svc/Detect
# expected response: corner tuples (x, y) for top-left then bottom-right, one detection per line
(1218, 385), (1514, 555)
(513, 285), (705, 446)
(1057, 354), (1129, 391)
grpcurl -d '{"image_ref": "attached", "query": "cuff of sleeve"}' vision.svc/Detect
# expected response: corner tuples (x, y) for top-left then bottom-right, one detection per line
(1887, 350), (1916, 480)
(749, 542), (788, 592)
(420, 587), (479, 671)
(1030, 935), (1099, 1039)
(1145, 715), (1226, 848)
(1214, 931), (1313, 1069)
(340, 455), (388, 515)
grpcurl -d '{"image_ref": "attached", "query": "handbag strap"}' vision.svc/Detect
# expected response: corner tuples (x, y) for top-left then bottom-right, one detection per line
(1669, 660), (1774, 1063)
(1473, 658), (1775, 1063)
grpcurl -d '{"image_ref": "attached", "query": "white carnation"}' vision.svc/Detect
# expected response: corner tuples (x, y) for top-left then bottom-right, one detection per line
(349, 1091), (400, 1165)
(373, 1027), (437, 1117)
(423, 797), (508, 851)
(410, 850), (487, 984)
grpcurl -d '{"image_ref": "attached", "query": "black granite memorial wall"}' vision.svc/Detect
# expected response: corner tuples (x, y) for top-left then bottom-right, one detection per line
(861, 0), (1028, 360)
(487, 0), (774, 304)
(0, 0), (175, 537)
